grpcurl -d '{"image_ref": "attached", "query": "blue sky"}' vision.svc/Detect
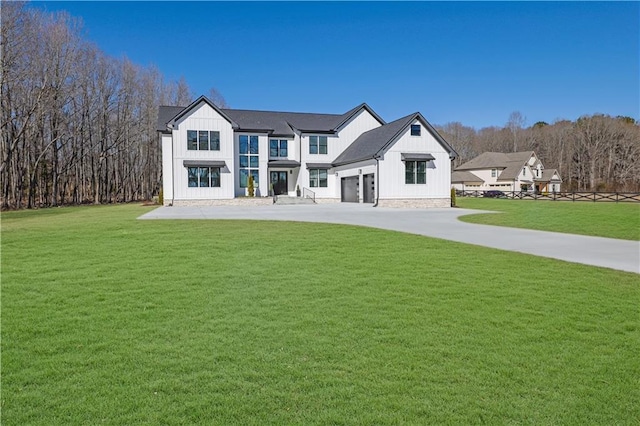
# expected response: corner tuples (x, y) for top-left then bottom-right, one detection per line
(31, 1), (639, 129)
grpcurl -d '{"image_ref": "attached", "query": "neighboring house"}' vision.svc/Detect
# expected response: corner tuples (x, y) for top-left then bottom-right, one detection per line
(452, 151), (562, 193)
(158, 96), (458, 207)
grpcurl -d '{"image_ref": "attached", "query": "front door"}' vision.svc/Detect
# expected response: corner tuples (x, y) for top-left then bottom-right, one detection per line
(270, 171), (288, 195)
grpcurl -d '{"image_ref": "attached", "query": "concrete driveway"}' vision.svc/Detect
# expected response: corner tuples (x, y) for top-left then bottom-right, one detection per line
(139, 204), (640, 274)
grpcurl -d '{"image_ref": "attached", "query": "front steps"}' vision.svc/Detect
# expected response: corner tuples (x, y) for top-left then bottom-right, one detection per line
(274, 195), (316, 205)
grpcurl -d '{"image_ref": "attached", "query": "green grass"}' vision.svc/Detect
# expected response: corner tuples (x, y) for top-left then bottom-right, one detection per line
(2, 204), (639, 424)
(457, 197), (640, 240)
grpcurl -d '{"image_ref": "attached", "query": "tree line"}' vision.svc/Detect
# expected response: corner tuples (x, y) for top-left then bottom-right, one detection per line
(438, 111), (640, 192)
(2, 3), (638, 210)
(0, 2), (208, 209)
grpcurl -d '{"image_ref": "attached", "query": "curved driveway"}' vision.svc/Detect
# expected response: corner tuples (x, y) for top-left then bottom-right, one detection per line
(139, 204), (640, 274)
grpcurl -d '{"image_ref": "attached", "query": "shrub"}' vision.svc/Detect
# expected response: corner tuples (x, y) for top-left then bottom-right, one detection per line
(158, 188), (163, 205)
(248, 175), (255, 197)
(450, 187), (457, 207)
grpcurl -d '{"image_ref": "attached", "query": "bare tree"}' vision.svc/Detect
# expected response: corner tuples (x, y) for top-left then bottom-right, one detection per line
(0, 4), (214, 209)
(506, 111), (526, 152)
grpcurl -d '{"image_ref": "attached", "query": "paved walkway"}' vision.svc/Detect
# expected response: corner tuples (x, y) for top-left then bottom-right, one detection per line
(139, 204), (640, 274)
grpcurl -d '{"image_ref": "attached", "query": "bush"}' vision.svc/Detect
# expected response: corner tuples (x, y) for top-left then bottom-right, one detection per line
(158, 188), (163, 205)
(450, 187), (457, 207)
(248, 175), (255, 197)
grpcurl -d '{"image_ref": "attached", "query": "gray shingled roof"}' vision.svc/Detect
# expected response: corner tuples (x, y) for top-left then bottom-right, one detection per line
(157, 106), (185, 132)
(538, 169), (562, 182)
(451, 170), (483, 183)
(333, 113), (416, 166)
(456, 151), (535, 171)
(333, 112), (457, 167)
(157, 97), (385, 137)
(223, 109), (343, 136)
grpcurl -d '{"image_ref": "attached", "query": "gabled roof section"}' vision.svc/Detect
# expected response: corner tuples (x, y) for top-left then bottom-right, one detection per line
(220, 104), (383, 137)
(333, 112), (458, 167)
(456, 151), (536, 172)
(537, 169), (562, 183)
(333, 103), (386, 130)
(451, 170), (484, 183)
(157, 106), (185, 132)
(158, 100), (385, 137)
(168, 96), (238, 129)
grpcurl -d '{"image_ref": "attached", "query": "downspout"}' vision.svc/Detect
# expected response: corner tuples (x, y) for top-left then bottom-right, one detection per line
(171, 130), (175, 206)
(373, 155), (380, 207)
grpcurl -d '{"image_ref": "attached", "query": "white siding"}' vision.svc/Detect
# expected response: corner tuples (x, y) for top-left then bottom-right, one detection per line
(298, 109), (381, 199)
(161, 133), (174, 204)
(172, 102), (235, 200)
(334, 160), (376, 202)
(378, 119), (451, 199)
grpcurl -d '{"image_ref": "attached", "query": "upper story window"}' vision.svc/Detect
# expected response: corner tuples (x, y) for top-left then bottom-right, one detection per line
(270, 139), (288, 158)
(522, 167), (526, 176)
(187, 130), (220, 151)
(309, 136), (327, 155)
(491, 168), (497, 178)
(410, 124), (421, 136)
(405, 161), (427, 184)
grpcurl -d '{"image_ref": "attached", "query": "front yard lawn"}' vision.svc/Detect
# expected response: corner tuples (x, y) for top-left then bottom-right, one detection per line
(2, 204), (639, 424)
(456, 197), (640, 240)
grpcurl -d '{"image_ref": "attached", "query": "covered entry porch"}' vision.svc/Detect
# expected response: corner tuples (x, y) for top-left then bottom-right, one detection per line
(268, 160), (300, 196)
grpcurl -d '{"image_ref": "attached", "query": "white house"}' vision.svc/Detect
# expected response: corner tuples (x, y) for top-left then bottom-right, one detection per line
(451, 151), (562, 193)
(158, 96), (457, 207)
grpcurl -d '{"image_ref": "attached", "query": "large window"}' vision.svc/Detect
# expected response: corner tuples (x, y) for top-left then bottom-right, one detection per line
(239, 135), (259, 188)
(188, 167), (220, 187)
(269, 139), (288, 158)
(309, 135), (327, 154)
(187, 130), (220, 151)
(405, 161), (427, 184)
(309, 169), (328, 188)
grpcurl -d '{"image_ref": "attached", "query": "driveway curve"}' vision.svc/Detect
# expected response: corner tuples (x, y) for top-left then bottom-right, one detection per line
(139, 204), (640, 274)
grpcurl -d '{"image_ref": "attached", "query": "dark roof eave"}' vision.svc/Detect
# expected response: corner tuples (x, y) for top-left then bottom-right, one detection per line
(332, 155), (376, 167)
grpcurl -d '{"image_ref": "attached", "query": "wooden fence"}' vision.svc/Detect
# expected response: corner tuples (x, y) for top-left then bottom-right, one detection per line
(456, 190), (640, 203)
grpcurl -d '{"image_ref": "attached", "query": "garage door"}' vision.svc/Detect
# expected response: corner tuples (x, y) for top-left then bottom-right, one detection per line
(341, 176), (359, 203)
(363, 174), (375, 203)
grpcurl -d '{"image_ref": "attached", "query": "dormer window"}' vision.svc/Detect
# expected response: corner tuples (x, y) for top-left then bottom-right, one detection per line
(491, 169), (497, 178)
(410, 124), (421, 136)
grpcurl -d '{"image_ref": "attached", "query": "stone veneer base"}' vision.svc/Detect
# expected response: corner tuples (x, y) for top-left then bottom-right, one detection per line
(376, 198), (451, 208)
(168, 198), (273, 207)
(166, 197), (450, 208)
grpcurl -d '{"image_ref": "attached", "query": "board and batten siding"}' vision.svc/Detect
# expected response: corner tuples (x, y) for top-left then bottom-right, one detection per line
(172, 102), (235, 201)
(378, 119), (452, 199)
(161, 133), (174, 205)
(298, 108), (382, 199)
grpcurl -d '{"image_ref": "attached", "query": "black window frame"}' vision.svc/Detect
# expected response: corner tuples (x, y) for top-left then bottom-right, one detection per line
(309, 135), (328, 155)
(405, 160), (427, 184)
(187, 130), (220, 151)
(269, 139), (288, 158)
(187, 166), (221, 188)
(309, 168), (328, 188)
(239, 135), (260, 188)
(410, 124), (421, 136)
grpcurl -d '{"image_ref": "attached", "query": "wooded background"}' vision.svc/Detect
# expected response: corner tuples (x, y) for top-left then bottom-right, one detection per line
(1, 3), (638, 209)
